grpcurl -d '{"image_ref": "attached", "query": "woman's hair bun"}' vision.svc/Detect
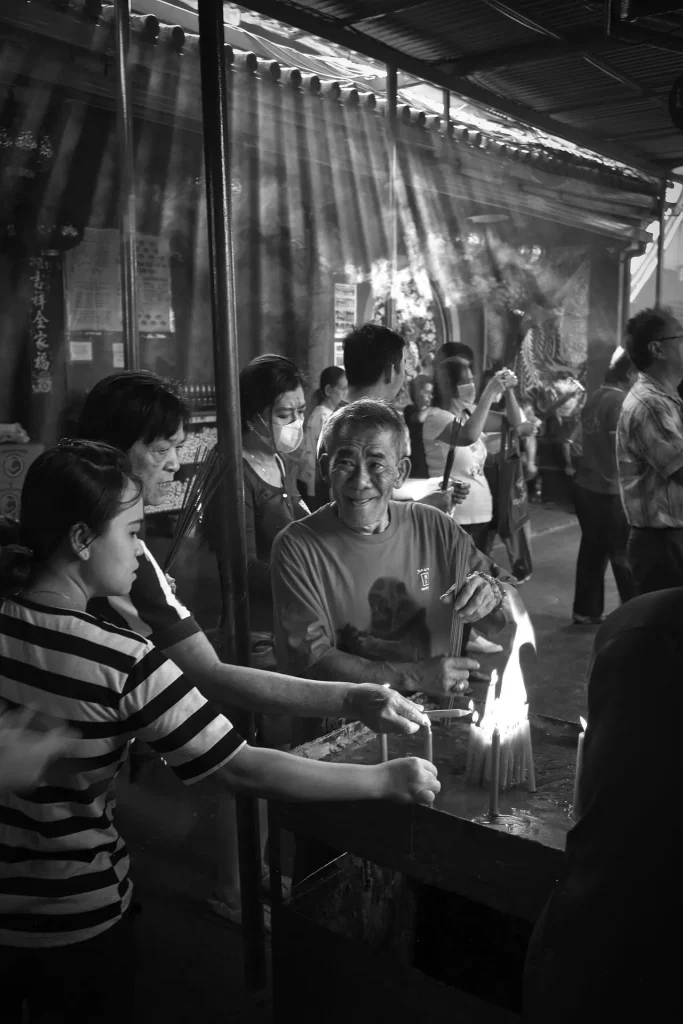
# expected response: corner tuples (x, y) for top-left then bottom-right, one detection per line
(0, 518), (33, 593)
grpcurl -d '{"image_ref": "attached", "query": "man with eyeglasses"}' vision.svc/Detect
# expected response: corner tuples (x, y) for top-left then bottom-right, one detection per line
(617, 307), (683, 594)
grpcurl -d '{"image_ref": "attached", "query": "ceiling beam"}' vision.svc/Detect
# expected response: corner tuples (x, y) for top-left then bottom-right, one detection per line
(238, 0), (666, 181)
(336, 2), (433, 28)
(434, 29), (618, 75)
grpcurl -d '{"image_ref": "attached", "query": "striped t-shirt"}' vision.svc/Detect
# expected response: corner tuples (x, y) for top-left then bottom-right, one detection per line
(0, 595), (245, 948)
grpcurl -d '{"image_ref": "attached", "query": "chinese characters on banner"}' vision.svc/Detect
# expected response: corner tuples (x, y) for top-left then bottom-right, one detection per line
(29, 256), (53, 394)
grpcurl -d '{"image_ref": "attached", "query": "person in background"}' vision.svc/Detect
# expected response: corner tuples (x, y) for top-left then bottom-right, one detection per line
(571, 351), (637, 625)
(536, 374), (585, 506)
(617, 307), (683, 594)
(204, 354), (309, 637)
(300, 365), (347, 501)
(75, 370), (431, 928)
(403, 374), (433, 479)
(523, 589), (683, 1023)
(0, 442), (439, 1024)
(423, 360), (525, 656)
(432, 342), (475, 409)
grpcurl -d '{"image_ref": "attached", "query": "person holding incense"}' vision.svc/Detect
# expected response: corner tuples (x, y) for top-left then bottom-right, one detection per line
(0, 441), (440, 1023)
(271, 398), (518, 701)
(523, 587), (683, 1023)
(422, 358), (525, 552)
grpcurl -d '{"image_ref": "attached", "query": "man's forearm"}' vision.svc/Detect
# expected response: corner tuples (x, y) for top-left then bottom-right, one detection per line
(163, 631), (354, 717)
(309, 648), (421, 692)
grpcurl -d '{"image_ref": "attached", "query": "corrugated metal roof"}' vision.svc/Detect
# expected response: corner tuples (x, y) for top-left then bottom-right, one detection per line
(235, 0), (683, 182)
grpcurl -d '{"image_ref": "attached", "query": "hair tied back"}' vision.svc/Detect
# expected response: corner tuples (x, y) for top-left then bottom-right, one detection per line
(0, 543), (35, 592)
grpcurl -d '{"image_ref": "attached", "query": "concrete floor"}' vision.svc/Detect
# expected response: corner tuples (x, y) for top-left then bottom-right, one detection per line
(126, 503), (616, 1022)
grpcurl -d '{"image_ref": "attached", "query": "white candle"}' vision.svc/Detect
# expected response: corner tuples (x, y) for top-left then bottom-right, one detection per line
(489, 727), (501, 817)
(379, 734), (388, 763)
(424, 724), (433, 763)
(572, 717), (587, 818)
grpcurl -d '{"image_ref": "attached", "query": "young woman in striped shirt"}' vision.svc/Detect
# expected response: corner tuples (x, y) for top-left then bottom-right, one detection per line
(0, 440), (439, 1023)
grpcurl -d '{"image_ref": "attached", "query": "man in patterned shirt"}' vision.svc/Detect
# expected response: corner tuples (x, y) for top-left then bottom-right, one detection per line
(617, 307), (683, 594)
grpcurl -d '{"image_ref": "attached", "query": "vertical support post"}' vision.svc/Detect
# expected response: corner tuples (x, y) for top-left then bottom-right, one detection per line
(617, 249), (631, 346)
(385, 63), (398, 330)
(114, 0), (140, 369)
(622, 251), (632, 333)
(197, 0), (266, 991)
(655, 182), (666, 308)
(442, 87), (450, 134)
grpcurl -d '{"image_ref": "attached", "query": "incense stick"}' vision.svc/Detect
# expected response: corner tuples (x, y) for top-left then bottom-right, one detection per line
(441, 415), (463, 491)
(445, 529), (471, 717)
(165, 445), (227, 572)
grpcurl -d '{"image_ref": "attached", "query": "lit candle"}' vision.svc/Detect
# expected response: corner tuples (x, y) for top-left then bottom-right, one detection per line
(379, 734), (388, 763)
(423, 723), (433, 763)
(572, 716), (587, 818)
(489, 726), (500, 817)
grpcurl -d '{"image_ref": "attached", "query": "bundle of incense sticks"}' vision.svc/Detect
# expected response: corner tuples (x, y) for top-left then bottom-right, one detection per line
(165, 444), (227, 573)
(444, 515), (470, 720)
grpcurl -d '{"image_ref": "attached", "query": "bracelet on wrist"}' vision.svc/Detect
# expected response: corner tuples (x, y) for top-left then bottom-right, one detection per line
(465, 571), (505, 611)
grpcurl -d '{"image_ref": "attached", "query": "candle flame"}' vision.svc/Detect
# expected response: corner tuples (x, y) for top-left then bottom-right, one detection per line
(472, 710), (479, 725)
(580, 716), (587, 731)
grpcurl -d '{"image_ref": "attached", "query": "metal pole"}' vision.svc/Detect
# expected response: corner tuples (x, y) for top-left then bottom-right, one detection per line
(197, 0), (266, 991)
(655, 181), (666, 308)
(622, 252), (632, 332)
(114, 0), (140, 368)
(442, 87), (450, 133)
(386, 63), (398, 330)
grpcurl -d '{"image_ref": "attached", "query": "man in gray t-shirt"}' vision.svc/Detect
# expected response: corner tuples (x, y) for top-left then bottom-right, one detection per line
(273, 399), (515, 697)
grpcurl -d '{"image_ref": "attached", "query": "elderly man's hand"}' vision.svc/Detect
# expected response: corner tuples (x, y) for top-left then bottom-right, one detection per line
(419, 480), (471, 513)
(343, 683), (430, 735)
(406, 655), (480, 696)
(441, 575), (501, 623)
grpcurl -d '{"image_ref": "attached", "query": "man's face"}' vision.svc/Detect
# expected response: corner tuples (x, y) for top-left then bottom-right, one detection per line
(328, 426), (409, 534)
(651, 317), (683, 379)
(127, 425), (185, 506)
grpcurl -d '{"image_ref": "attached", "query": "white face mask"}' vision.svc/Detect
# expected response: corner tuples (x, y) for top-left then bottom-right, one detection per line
(270, 417), (304, 454)
(457, 383), (477, 405)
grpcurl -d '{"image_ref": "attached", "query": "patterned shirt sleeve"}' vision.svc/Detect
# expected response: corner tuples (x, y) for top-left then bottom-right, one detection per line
(629, 396), (683, 479)
(120, 643), (245, 784)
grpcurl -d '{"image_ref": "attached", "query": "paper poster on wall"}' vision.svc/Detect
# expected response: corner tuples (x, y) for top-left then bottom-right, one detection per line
(334, 283), (357, 339)
(333, 341), (344, 368)
(65, 228), (173, 334)
(112, 342), (125, 368)
(69, 340), (93, 362)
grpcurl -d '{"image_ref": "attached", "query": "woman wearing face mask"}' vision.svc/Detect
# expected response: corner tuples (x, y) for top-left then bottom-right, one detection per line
(202, 353), (310, 918)
(204, 353), (309, 636)
(422, 358), (524, 550)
